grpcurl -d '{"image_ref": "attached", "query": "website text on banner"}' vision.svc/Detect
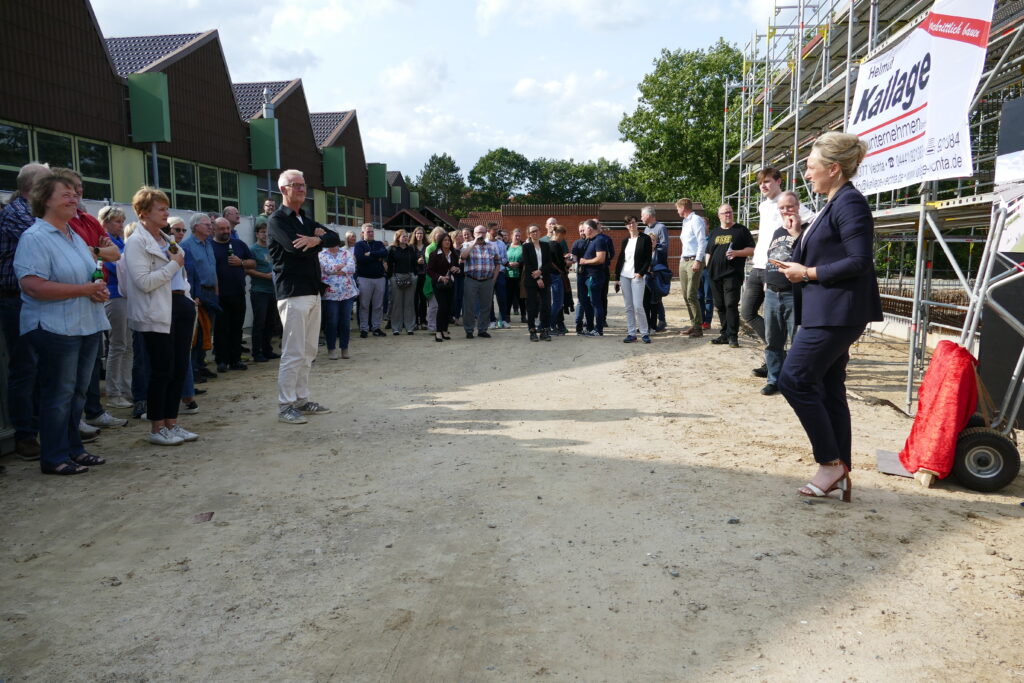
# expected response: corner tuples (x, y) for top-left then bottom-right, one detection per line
(845, 0), (993, 196)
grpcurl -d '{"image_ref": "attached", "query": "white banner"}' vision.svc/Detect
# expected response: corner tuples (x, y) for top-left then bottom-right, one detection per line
(846, 0), (993, 196)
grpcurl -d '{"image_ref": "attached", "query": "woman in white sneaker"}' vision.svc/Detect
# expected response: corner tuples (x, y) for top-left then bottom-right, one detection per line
(121, 187), (198, 446)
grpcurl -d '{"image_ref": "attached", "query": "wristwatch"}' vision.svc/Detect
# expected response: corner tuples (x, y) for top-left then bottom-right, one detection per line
(801, 269), (810, 283)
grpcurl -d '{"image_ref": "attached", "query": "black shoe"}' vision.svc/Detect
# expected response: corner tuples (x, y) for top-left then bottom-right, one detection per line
(230, 362), (248, 371)
(266, 352), (281, 359)
(131, 400), (147, 419)
(530, 331), (539, 342)
(728, 338), (740, 348)
(407, 330), (414, 335)
(477, 331), (491, 338)
(752, 364), (768, 378)
(195, 375), (207, 384)
(360, 330), (368, 338)
(194, 388), (207, 395)
(199, 367), (217, 379)
(655, 322), (667, 332)
(253, 355), (268, 363)
(393, 330), (400, 336)
(710, 335), (729, 345)
(216, 363), (229, 373)
(761, 383), (779, 396)
(540, 330), (551, 341)
(466, 332), (474, 339)
(372, 329), (385, 337)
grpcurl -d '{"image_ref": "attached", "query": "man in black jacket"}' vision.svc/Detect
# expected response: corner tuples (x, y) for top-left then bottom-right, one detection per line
(267, 169), (340, 424)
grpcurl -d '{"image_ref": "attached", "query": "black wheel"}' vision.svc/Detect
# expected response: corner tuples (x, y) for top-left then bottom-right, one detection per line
(965, 413), (987, 429)
(953, 427), (1021, 492)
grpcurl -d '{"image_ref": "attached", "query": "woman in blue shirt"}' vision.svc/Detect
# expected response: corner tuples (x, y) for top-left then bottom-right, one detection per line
(14, 174), (112, 474)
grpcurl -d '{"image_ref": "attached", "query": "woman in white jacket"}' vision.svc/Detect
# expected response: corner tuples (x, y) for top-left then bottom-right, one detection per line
(121, 187), (197, 446)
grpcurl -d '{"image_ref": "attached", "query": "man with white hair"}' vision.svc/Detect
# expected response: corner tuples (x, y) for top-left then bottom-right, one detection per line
(267, 170), (340, 424)
(460, 224), (501, 338)
(0, 162), (50, 459)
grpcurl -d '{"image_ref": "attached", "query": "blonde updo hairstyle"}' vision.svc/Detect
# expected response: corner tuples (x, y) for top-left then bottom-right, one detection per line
(811, 132), (868, 179)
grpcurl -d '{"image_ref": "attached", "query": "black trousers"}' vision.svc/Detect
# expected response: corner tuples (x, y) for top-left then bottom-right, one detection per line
(214, 293), (246, 365)
(143, 294), (195, 422)
(415, 273), (427, 326)
(710, 274), (743, 340)
(434, 286), (453, 333)
(779, 325), (865, 468)
(599, 268), (610, 328)
(525, 277), (552, 330)
(250, 290), (278, 357)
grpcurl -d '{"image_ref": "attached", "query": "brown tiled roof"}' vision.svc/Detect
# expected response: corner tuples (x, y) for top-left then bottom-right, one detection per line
(421, 206), (459, 229)
(501, 203), (600, 216)
(382, 209), (433, 228)
(231, 80), (293, 120)
(386, 170), (405, 186)
(458, 211), (502, 231)
(104, 32), (206, 76)
(309, 111), (355, 148)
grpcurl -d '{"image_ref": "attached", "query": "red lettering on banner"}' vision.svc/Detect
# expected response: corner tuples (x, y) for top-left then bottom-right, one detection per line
(922, 12), (990, 48)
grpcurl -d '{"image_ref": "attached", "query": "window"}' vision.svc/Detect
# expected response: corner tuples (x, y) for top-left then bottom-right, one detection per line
(36, 131), (74, 169)
(143, 155), (238, 213)
(326, 191), (364, 227)
(0, 122), (113, 199)
(220, 170), (237, 200)
(145, 154), (172, 191)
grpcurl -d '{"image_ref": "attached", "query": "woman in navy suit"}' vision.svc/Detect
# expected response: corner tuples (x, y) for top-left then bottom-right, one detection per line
(774, 132), (882, 501)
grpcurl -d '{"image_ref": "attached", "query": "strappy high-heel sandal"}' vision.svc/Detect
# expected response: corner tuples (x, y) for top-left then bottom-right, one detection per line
(798, 461), (851, 502)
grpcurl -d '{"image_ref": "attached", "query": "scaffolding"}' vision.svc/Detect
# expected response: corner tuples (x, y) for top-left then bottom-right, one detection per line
(721, 0), (1024, 413)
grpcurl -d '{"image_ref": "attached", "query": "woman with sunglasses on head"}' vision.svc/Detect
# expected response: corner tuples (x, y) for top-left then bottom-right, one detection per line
(773, 132), (883, 502)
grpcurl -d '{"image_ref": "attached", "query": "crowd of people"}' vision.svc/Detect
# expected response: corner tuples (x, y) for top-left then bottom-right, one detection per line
(0, 134), (881, 502)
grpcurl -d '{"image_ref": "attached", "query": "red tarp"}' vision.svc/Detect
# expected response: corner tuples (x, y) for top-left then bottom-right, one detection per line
(899, 340), (979, 478)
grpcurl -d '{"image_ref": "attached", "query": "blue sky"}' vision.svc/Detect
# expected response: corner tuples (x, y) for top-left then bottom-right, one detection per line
(91, 0), (773, 181)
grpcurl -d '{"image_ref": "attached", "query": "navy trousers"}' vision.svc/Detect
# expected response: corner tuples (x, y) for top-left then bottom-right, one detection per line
(778, 324), (865, 469)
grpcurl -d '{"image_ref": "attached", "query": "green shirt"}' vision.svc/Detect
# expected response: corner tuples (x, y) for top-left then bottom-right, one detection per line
(249, 243), (275, 294)
(505, 244), (522, 278)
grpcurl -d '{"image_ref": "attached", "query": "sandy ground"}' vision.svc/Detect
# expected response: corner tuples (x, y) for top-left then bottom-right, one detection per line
(1, 294), (1023, 682)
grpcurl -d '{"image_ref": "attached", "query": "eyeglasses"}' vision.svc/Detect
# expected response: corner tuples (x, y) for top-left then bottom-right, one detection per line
(284, 183), (307, 190)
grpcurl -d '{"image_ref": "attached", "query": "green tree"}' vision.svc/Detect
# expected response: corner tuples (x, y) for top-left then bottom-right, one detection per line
(619, 38), (743, 215)
(524, 157), (638, 204)
(468, 147), (531, 209)
(412, 153), (467, 211)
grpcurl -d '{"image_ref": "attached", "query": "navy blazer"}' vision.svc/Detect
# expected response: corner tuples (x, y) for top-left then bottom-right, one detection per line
(792, 182), (883, 327)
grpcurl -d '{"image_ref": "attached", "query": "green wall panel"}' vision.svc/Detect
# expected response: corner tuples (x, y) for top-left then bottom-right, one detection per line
(323, 146), (347, 187)
(110, 145), (145, 204)
(391, 186), (402, 205)
(367, 163), (387, 198)
(314, 189), (327, 224)
(239, 173), (258, 217)
(409, 191), (420, 209)
(128, 73), (171, 143)
(250, 119), (280, 170)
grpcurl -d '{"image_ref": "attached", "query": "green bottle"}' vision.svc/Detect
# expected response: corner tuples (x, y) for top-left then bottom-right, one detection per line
(92, 259), (105, 282)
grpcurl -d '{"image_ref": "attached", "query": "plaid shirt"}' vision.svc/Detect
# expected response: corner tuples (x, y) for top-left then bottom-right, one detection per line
(0, 196), (35, 293)
(461, 241), (500, 279)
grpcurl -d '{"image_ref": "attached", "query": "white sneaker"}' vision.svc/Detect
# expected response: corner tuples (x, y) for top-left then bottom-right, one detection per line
(106, 396), (133, 409)
(79, 419), (100, 436)
(169, 424), (198, 442)
(328, 349), (340, 360)
(86, 411), (128, 428)
(488, 321), (497, 329)
(148, 427), (184, 446)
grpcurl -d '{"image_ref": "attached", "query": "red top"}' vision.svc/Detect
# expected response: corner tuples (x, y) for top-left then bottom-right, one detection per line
(69, 209), (105, 248)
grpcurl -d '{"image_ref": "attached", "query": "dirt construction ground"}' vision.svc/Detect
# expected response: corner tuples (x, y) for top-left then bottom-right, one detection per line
(1, 295), (1023, 682)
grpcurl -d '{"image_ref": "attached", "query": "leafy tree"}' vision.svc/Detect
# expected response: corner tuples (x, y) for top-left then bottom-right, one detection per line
(412, 153), (467, 211)
(619, 38), (743, 216)
(524, 157), (637, 204)
(468, 147), (531, 209)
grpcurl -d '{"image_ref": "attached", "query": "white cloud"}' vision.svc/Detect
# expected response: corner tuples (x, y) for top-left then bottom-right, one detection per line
(476, 0), (657, 35)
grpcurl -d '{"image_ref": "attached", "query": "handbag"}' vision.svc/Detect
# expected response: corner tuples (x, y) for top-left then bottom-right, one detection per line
(393, 272), (413, 289)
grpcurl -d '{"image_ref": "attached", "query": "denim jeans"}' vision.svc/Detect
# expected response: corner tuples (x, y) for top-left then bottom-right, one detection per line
(741, 267), (767, 343)
(764, 289), (796, 385)
(575, 272), (587, 329)
(250, 290), (278, 358)
(323, 297), (355, 350)
(699, 268), (714, 324)
(581, 270), (606, 333)
(490, 271), (507, 323)
(549, 274), (564, 327)
(26, 329), (100, 468)
(0, 296), (38, 440)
